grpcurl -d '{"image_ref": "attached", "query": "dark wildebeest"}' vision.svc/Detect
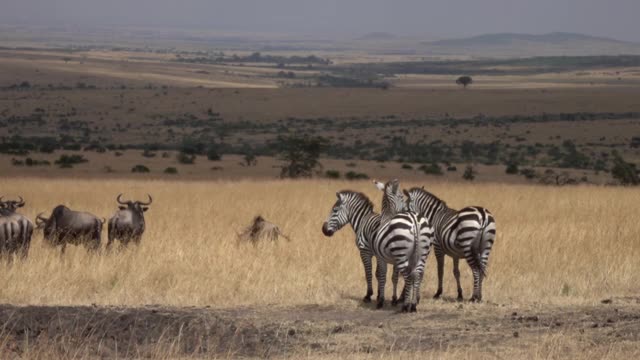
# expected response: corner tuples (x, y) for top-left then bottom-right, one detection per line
(0, 196), (33, 259)
(36, 205), (104, 253)
(107, 194), (152, 249)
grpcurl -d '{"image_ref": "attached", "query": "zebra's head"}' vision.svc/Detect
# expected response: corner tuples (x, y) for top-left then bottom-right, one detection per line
(373, 179), (407, 221)
(322, 192), (351, 237)
(404, 186), (443, 215)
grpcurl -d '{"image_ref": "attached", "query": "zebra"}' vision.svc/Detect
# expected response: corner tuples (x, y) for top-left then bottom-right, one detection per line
(404, 186), (496, 302)
(373, 179), (433, 312)
(321, 190), (382, 304)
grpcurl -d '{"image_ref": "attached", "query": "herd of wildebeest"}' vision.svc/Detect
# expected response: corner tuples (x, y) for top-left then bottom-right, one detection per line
(0, 194), (152, 257)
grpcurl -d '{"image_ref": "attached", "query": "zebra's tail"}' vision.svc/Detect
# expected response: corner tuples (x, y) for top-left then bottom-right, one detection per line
(408, 215), (421, 274)
(471, 225), (488, 279)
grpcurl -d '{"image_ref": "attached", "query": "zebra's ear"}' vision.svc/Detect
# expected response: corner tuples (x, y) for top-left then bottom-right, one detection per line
(421, 186), (425, 190)
(391, 179), (399, 192)
(403, 189), (410, 198)
(336, 192), (343, 200)
(373, 180), (385, 191)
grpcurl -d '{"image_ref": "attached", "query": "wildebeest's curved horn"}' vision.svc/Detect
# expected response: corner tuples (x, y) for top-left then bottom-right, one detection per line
(116, 193), (128, 204)
(139, 194), (153, 206)
(16, 196), (24, 206)
(35, 213), (47, 224)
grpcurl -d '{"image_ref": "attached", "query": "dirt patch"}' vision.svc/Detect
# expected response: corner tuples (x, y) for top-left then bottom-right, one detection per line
(1, 297), (639, 358)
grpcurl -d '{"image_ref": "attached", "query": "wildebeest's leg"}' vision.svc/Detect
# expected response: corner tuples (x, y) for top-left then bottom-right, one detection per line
(433, 247), (445, 299)
(453, 257), (464, 301)
(375, 259), (387, 309)
(106, 222), (115, 251)
(359, 249), (373, 303)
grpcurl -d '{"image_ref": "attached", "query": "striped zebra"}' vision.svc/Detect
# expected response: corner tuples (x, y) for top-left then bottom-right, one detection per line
(322, 191), (384, 304)
(373, 179), (433, 312)
(404, 187), (496, 302)
(0, 196), (34, 259)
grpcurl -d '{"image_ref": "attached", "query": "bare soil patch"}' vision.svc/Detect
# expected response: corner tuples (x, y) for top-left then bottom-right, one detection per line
(1, 297), (639, 358)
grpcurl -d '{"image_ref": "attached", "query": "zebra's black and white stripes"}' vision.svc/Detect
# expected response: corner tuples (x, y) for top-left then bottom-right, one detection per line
(372, 179), (433, 312)
(322, 191), (382, 303)
(405, 187), (496, 302)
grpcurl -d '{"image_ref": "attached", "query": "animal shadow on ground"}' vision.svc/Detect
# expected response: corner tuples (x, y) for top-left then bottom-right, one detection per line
(341, 294), (414, 313)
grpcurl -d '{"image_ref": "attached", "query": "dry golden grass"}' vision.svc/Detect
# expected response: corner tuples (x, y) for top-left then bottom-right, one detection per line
(0, 177), (638, 308)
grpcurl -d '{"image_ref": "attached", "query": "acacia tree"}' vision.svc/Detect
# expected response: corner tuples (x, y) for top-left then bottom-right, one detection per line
(456, 76), (473, 89)
(276, 135), (329, 178)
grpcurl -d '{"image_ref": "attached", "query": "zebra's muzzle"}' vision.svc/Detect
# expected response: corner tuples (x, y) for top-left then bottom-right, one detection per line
(321, 223), (335, 237)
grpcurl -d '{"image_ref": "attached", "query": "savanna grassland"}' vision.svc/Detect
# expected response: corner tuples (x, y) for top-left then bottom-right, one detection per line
(1, 178), (639, 358)
(2, 26), (640, 359)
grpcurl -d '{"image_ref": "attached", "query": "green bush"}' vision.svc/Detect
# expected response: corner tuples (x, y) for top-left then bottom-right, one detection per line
(505, 163), (519, 174)
(164, 167), (178, 174)
(207, 147), (221, 161)
(345, 171), (369, 180)
(177, 152), (196, 164)
(54, 154), (88, 168)
(325, 170), (340, 179)
(131, 165), (150, 173)
(419, 163), (443, 175)
(611, 154), (639, 185)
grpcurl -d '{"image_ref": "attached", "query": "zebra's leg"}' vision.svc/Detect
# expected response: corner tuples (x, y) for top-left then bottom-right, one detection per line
(401, 273), (414, 313)
(391, 265), (400, 305)
(433, 248), (445, 299)
(453, 257), (464, 301)
(470, 268), (484, 302)
(410, 272), (422, 312)
(359, 250), (373, 303)
(375, 259), (387, 309)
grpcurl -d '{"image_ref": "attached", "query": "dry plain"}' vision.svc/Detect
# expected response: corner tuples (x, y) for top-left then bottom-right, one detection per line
(2, 30), (640, 358)
(0, 178), (639, 358)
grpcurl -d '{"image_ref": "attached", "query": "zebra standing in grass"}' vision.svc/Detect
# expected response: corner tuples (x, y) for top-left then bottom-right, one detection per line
(372, 179), (433, 312)
(404, 187), (496, 302)
(322, 191), (383, 304)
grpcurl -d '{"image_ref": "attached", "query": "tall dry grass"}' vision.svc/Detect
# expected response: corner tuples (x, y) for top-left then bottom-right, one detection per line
(0, 177), (638, 308)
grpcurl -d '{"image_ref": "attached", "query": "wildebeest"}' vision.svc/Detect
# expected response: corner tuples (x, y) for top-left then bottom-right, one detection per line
(107, 194), (152, 249)
(0, 196), (33, 259)
(36, 205), (104, 253)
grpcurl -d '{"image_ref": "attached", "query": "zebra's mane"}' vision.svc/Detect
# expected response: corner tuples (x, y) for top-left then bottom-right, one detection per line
(408, 187), (448, 207)
(338, 190), (374, 212)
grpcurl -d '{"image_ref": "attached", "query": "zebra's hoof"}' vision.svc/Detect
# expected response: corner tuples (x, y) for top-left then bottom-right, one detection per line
(433, 292), (442, 299)
(376, 301), (384, 309)
(391, 296), (398, 306)
(363, 295), (372, 303)
(401, 305), (410, 313)
(470, 296), (482, 303)
(410, 304), (417, 313)
(456, 295), (464, 302)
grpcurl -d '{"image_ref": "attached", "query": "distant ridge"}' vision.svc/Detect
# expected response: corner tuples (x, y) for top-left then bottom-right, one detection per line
(357, 32), (398, 41)
(420, 32), (640, 56)
(430, 32), (632, 47)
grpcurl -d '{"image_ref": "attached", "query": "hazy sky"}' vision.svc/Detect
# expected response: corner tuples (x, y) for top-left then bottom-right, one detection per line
(2, 0), (639, 42)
